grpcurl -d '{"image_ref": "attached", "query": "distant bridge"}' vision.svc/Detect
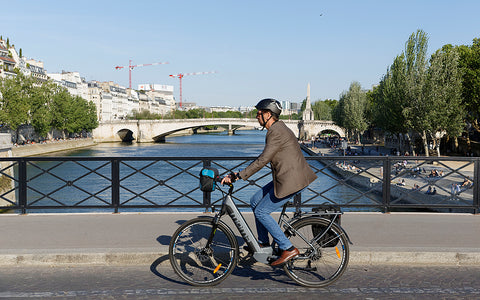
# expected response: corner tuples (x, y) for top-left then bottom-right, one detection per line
(92, 119), (345, 142)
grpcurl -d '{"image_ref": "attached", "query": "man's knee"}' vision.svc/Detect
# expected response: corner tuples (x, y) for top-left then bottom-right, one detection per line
(253, 207), (270, 221)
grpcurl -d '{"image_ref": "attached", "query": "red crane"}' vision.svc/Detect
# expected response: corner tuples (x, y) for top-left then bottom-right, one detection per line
(115, 60), (169, 89)
(169, 71), (216, 107)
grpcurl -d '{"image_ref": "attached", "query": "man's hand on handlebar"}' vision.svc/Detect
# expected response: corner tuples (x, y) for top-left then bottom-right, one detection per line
(221, 172), (239, 185)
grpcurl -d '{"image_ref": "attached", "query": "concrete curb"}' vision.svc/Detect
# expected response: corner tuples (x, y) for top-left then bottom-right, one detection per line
(2, 251), (480, 267)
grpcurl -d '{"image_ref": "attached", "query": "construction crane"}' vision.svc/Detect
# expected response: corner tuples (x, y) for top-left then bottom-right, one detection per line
(169, 71), (216, 107)
(115, 60), (169, 89)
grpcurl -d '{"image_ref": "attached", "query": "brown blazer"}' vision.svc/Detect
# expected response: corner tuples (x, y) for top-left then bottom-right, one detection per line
(239, 121), (317, 198)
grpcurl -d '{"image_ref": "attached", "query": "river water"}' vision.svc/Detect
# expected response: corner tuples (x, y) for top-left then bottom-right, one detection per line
(25, 130), (363, 213)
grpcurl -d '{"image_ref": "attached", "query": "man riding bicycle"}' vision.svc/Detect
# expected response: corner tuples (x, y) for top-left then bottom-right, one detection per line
(222, 98), (317, 266)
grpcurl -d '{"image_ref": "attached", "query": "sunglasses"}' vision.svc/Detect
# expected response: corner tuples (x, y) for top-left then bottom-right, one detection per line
(256, 111), (268, 116)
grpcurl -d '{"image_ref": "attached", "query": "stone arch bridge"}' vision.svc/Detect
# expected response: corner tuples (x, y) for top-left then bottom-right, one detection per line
(92, 119), (345, 143)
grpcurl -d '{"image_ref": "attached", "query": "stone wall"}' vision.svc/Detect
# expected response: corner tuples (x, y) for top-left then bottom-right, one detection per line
(11, 138), (96, 157)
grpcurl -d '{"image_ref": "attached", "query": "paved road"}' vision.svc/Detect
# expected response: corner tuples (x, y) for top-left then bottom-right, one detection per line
(1, 263), (479, 299)
(1, 212), (480, 266)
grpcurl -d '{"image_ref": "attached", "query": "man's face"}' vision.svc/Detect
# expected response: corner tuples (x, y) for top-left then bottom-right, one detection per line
(256, 110), (269, 126)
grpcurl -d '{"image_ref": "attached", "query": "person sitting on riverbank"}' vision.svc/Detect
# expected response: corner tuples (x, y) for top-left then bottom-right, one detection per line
(426, 186), (432, 194)
(426, 186), (437, 195)
(462, 177), (473, 187)
(428, 169), (440, 178)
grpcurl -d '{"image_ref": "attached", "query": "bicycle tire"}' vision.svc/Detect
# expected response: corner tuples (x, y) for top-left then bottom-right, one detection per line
(169, 217), (239, 286)
(283, 217), (349, 288)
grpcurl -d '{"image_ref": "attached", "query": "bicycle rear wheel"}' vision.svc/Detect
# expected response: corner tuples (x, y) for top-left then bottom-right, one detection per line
(283, 217), (349, 288)
(169, 217), (239, 286)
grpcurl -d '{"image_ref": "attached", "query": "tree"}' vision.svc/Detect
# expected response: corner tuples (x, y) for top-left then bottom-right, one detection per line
(50, 87), (73, 138)
(457, 38), (480, 134)
(65, 96), (98, 134)
(373, 55), (408, 132)
(30, 81), (56, 138)
(371, 54), (411, 152)
(334, 81), (368, 142)
(332, 97), (345, 129)
(402, 29), (430, 155)
(422, 45), (464, 156)
(0, 73), (33, 143)
(312, 100), (334, 120)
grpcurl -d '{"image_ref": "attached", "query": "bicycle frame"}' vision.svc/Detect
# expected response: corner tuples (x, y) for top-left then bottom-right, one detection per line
(206, 184), (352, 265)
(209, 184), (274, 264)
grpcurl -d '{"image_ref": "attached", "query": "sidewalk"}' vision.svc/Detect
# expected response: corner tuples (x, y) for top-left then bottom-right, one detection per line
(1, 212), (479, 266)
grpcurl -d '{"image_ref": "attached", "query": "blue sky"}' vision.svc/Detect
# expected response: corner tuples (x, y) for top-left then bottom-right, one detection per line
(1, 0), (479, 107)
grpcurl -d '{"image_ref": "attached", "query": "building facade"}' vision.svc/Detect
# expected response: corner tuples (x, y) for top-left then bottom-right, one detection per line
(0, 40), (17, 78)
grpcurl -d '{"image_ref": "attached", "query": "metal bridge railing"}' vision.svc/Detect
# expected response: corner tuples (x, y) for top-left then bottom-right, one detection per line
(0, 156), (478, 214)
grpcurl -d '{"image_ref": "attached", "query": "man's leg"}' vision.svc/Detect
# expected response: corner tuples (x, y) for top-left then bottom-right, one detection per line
(251, 182), (293, 250)
(250, 182), (274, 245)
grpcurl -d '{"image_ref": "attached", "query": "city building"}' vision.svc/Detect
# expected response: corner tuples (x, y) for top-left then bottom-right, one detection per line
(25, 59), (48, 82)
(0, 39), (16, 78)
(138, 84), (175, 115)
(95, 81), (129, 120)
(48, 71), (89, 100)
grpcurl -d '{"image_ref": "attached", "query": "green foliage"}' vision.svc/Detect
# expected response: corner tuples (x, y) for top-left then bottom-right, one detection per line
(403, 29), (430, 133)
(0, 75), (98, 139)
(370, 29), (466, 155)
(312, 100), (334, 120)
(0, 73), (32, 130)
(30, 80), (56, 137)
(423, 45), (464, 137)
(129, 108), (254, 120)
(339, 82), (368, 138)
(279, 113), (300, 120)
(457, 38), (480, 131)
(371, 54), (409, 134)
(130, 109), (163, 120)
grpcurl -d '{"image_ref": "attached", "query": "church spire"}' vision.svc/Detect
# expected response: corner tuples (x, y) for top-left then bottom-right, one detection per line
(302, 82), (314, 121)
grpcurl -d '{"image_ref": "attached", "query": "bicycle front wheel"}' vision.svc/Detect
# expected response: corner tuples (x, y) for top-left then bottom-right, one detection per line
(169, 217), (239, 286)
(283, 217), (349, 288)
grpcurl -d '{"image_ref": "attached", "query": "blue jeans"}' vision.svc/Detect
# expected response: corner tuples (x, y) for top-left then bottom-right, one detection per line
(250, 181), (304, 250)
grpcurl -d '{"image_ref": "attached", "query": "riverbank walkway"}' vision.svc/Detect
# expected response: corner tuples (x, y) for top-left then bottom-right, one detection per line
(1, 212), (479, 266)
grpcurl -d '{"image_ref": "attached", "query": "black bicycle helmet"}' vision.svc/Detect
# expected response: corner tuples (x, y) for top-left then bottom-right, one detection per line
(255, 98), (282, 116)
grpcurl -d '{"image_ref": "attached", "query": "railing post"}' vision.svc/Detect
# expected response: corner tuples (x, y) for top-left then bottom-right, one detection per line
(382, 157), (391, 213)
(202, 159), (212, 211)
(111, 159), (120, 213)
(474, 158), (480, 214)
(18, 158), (27, 215)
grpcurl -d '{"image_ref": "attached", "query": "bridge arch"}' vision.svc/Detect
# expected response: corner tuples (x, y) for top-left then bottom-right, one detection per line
(117, 128), (135, 142)
(300, 121), (345, 140)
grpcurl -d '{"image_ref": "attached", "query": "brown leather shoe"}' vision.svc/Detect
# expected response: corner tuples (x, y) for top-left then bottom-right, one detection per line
(271, 247), (299, 266)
